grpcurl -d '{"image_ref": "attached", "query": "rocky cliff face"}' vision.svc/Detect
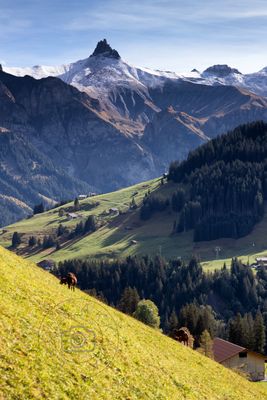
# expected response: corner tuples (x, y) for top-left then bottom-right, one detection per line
(1, 42), (267, 225)
(0, 70), (157, 225)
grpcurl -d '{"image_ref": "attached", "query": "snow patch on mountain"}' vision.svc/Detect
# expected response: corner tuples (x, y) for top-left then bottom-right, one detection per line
(3, 40), (267, 98)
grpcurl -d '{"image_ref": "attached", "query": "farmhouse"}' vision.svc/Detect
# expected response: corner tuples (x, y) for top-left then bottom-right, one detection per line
(213, 337), (266, 381)
(66, 212), (80, 220)
(78, 194), (87, 200)
(109, 207), (119, 214)
(255, 257), (267, 267)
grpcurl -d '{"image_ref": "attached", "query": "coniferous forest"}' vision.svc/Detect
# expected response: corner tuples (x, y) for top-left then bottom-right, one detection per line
(58, 255), (267, 352)
(167, 121), (267, 241)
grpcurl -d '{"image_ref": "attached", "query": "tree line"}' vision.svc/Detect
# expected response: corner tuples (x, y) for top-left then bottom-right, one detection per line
(57, 255), (267, 353)
(139, 122), (267, 242)
(168, 121), (267, 241)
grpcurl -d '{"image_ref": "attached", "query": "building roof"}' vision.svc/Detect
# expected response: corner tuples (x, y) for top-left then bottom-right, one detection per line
(213, 338), (266, 363)
(213, 338), (247, 363)
(67, 212), (79, 218)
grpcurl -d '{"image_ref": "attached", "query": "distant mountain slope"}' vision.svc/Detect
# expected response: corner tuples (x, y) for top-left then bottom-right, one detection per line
(0, 245), (266, 400)
(0, 129), (91, 226)
(4, 40), (267, 137)
(2, 41), (267, 225)
(2, 120), (267, 269)
(0, 70), (157, 226)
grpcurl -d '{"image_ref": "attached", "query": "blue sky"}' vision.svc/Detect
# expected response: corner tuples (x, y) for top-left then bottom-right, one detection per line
(1, 0), (267, 72)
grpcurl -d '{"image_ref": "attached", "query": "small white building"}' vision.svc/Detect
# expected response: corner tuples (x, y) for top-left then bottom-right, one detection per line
(256, 257), (267, 266)
(109, 207), (119, 214)
(67, 212), (80, 220)
(78, 194), (87, 200)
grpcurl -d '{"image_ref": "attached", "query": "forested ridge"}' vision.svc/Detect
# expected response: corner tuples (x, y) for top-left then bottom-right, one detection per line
(167, 121), (267, 241)
(58, 256), (267, 352)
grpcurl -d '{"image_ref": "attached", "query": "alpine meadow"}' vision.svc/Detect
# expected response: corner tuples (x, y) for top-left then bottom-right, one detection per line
(1, 1), (267, 399)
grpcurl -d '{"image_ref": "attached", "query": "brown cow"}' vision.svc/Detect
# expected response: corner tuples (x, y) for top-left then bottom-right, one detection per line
(175, 329), (189, 346)
(170, 327), (193, 347)
(60, 272), (77, 291)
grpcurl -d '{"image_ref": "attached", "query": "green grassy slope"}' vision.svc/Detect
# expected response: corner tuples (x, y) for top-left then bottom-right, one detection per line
(1, 177), (267, 268)
(0, 246), (266, 400)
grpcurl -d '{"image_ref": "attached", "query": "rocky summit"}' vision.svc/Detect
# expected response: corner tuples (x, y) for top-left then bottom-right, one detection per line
(90, 38), (121, 59)
(1, 41), (267, 225)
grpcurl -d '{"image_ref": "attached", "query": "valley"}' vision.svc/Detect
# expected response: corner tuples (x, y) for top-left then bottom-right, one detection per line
(1, 40), (267, 227)
(1, 175), (267, 270)
(2, 3), (267, 399)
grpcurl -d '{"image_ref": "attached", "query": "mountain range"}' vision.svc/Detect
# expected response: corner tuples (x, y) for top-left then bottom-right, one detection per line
(1, 39), (267, 226)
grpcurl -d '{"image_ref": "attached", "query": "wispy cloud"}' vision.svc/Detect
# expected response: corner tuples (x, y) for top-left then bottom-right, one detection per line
(65, 0), (267, 33)
(1, 0), (267, 73)
(0, 7), (31, 37)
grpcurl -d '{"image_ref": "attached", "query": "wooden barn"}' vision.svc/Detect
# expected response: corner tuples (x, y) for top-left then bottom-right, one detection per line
(213, 338), (266, 381)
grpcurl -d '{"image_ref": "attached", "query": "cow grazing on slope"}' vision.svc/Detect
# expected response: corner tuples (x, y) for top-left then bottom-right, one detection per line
(60, 272), (77, 291)
(170, 327), (194, 347)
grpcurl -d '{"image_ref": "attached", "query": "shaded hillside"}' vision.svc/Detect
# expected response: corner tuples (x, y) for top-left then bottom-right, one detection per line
(0, 70), (156, 225)
(2, 173), (267, 270)
(169, 121), (267, 241)
(0, 246), (266, 399)
(2, 50), (267, 226)
(0, 129), (91, 226)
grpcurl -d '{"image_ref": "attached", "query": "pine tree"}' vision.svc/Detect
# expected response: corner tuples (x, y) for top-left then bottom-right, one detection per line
(74, 197), (80, 211)
(84, 215), (96, 233)
(28, 236), (37, 247)
(169, 309), (179, 333)
(228, 313), (244, 345)
(33, 203), (44, 215)
(242, 313), (254, 349)
(118, 287), (140, 315)
(57, 224), (65, 237)
(12, 232), (21, 248)
(254, 311), (266, 353)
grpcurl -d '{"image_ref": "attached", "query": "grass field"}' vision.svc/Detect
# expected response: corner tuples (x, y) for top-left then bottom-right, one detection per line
(1, 178), (267, 270)
(0, 245), (266, 400)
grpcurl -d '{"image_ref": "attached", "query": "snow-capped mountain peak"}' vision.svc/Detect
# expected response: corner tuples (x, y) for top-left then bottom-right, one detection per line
(202, 64), (242, 77)
(2, 40), (267, 98)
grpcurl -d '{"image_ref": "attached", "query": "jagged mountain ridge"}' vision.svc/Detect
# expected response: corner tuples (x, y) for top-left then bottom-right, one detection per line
(5, 40), (267, 99)
(4, 40), (267, 139)
(1, 40), (267, 225)
(0, 70), (157, 226)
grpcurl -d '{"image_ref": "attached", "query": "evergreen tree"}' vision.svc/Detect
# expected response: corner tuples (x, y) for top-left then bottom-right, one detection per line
(171, 188), (185, 212)
(28, 236), (37, 247)
(74, 197), (80, 211)
(254, 311), (266, 353)
(242, 313), (254, 349)
(12, 232), (21, 248)
(169, 309), (179, 332)
(42, 235), (56, 249)
(84, 215), (96, 233)
(118, 287), (140, 315)
(228, 313), (244, 345)
(33, 203), (44, 215)
(57, 224), (65, 237)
